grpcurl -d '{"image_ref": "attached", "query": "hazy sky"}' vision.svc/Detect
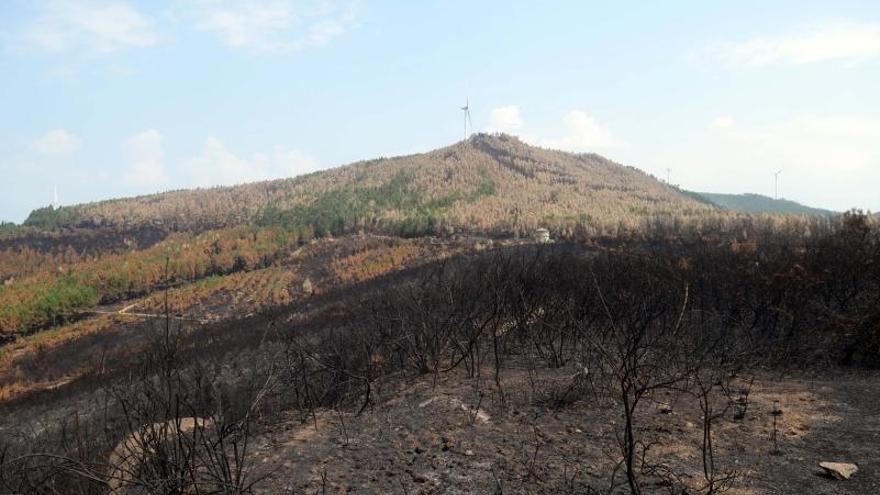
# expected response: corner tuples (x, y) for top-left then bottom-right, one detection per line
(1, 1), (878, 222)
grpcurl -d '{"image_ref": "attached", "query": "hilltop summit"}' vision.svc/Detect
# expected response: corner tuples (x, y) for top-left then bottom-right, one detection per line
(25, 134), (713, 235)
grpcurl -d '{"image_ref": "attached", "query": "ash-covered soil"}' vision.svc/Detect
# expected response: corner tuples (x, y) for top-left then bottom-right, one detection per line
(247, 368), (879, 494)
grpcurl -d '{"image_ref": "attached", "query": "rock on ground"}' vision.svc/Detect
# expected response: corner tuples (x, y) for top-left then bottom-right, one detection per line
(819, 461), (858, 480)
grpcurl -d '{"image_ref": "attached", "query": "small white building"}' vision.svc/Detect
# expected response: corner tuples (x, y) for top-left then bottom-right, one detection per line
(533, 228), (551, 244)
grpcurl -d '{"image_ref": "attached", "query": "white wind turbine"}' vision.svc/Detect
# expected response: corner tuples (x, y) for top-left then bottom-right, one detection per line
(460, 98), (473, 140)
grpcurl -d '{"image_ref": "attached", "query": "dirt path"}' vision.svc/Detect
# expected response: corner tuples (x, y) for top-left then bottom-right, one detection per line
(89, 302), (208, 323)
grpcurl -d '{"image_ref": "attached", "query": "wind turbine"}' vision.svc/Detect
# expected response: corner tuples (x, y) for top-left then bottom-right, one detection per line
(774, 170), (782, 200)
(52, 185), (60, 210)
(460, 98), (473, 140)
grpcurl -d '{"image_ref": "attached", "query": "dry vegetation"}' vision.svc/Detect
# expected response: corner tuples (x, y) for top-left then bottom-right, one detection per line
(0, 226), (298, 333)
(24, 134), (715, 236)
(0, 211), (878, 494)
(0, 236), (460, 403)
(1, 139), (879, 494)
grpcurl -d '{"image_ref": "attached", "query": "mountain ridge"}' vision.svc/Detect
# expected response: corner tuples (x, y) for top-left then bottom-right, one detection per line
(24, 134), (713, 236)
(692, 191), (835, 216)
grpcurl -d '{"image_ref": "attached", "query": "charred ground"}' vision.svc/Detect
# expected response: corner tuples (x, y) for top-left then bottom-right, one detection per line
(0, 210), (878, 494)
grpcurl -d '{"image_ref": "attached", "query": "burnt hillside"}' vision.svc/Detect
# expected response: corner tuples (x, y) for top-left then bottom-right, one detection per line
(25, 134), (714, 235)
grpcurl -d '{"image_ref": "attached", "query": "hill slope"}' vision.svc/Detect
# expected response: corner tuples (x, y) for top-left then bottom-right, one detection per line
(693, 192), (834, 216)
(25, 134), (713, 235)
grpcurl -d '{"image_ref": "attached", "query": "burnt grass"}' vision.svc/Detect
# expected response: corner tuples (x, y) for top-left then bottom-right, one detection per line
(0, 225), (168, 255)
(1, 219), (880, 494)
(0, 235), (452, 409)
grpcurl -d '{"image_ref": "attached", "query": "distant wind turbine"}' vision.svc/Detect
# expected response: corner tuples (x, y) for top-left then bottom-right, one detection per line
(52, 185), (60, 210)
(461, 98), (473, 140)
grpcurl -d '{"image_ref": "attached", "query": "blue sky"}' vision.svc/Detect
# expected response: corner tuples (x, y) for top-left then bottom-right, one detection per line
(1, 0), (878, 222)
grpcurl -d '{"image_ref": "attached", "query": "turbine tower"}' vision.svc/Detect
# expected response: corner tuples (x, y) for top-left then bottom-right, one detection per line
(774, 170), (782, 200)
(460, 98), (473, 141)
(52, 185), (60, 210)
